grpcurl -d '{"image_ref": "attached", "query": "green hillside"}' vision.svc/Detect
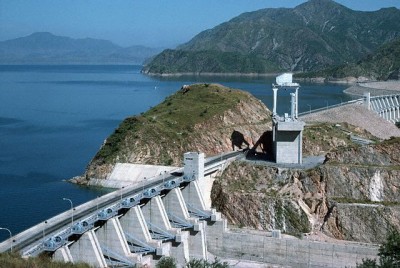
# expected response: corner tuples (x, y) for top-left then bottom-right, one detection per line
(297, 38), (400, 80)
(143, 0), (400, 75)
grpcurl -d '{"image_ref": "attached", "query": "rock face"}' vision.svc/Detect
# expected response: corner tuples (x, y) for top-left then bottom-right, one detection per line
(212, 138), (400, 243)
(76, 83), (272, 183)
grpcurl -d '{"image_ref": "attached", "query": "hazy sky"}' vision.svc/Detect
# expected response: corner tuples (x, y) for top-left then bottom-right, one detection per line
(1, 0), (400, 48)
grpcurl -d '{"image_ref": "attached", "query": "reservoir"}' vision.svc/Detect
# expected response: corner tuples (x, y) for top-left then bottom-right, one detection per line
(0, 65), (351, 241)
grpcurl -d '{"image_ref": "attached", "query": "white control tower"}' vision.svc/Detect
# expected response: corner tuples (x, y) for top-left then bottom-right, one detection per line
(183, 152), (205, 180)
(271, 73), (305, 164)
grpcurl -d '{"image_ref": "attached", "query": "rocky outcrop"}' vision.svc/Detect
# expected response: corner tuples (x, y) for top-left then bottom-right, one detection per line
(212, 138), (400, 243)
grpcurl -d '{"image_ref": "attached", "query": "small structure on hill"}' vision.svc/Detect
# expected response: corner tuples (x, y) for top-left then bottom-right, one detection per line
(271, 73), (305, 164)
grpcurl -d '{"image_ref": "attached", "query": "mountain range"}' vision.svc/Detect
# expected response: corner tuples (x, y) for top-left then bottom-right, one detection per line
(0, 32), (162, 65)
(143, 0), (400, 75)
(297, 38), (400, 80)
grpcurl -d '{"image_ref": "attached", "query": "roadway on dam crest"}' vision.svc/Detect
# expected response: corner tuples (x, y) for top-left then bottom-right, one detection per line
(300, 103), (400, 140)
(0, 150), (243, 254)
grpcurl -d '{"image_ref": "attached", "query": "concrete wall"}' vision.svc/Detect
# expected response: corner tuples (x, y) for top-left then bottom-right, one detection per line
(275, 130), (302, 164)
(206, 226), (379, 268)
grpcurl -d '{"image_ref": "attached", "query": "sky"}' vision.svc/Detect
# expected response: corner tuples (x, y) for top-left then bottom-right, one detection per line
(1, 0), (400, 48)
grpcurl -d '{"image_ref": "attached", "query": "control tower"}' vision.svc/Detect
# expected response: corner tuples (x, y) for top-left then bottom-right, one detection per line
(271, 73), (305, 164)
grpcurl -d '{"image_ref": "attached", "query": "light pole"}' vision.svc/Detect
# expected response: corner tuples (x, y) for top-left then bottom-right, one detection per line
(0, 227), (12, 252)
(120, 186), (125, 201)
(42, 221), (47, 239)
(307, 104), (311, 114)
(62, 198), (74, 226)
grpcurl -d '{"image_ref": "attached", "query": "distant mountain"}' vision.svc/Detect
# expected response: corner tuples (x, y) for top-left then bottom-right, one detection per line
(0, 32), (162, 65)
(297, 38), (400, 80)
(143, 0), (400, 75)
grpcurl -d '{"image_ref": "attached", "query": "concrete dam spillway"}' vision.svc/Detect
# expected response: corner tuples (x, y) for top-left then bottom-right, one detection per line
(0, 152), (379, 267)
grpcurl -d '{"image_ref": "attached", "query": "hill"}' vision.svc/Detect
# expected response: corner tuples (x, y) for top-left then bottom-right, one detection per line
(72, 82), (400, 244)
(0, 32), (161, 65)
(75, 83), (272, 182)
(143, 0), (400, 75)
(297, 38), (400, 81)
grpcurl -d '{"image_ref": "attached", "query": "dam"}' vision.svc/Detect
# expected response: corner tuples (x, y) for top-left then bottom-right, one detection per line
(0, 151), (379, 267)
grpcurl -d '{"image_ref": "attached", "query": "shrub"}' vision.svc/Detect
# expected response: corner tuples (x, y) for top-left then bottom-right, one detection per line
(156, 256), (177, 268)
(186, 257), (229, 268)
(357, 230), (400, 267)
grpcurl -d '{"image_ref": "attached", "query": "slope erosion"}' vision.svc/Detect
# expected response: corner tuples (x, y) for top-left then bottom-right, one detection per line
(212, 136), (400, 243)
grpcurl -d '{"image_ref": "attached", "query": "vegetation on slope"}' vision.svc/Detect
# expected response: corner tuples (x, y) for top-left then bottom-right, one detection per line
(143, 0), (400, 75)
(0, 252), (89, 268)
(156, 256), (229, 268)
(142, 49), (276, 74)
(357, 230), (400, 267)
(94, 84), (244, 163)
(297, 38), (400, 80)
(302, 122), (378, 156)
(83, 83), (271, 181)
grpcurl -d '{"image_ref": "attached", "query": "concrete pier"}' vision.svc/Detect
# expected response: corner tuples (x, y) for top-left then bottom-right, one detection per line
(53, 246), (73, 264)
(67, 230), (107, 268)
(163, 187), (207, 260)
(95, 217), (136, 263)
(142, 195), (189, 265)
(142, 196), (173, 232)
(119, 205), (164, 259)
(181, 180), (208, 212)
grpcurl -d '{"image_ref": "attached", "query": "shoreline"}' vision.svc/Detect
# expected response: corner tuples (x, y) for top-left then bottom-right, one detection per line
(344, 81), (400, 96)
(142, 71), (280, 77)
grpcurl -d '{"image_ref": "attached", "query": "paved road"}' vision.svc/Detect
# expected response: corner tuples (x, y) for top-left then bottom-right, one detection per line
(0, 150), (243, 253)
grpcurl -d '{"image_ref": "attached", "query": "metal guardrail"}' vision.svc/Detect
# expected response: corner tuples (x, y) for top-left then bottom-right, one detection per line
(0, 150), (243, 255)
(298, 98), (363, 117)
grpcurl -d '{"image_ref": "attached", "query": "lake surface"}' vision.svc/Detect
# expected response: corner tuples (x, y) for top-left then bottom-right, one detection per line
(0, 65), (352, 241)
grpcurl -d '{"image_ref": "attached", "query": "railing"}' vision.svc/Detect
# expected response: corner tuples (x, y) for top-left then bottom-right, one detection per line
(298, 98), (363, 117)
(298, 94), (400, 124)
(0, 150), (243, 255)
(369, 94), (400, 123)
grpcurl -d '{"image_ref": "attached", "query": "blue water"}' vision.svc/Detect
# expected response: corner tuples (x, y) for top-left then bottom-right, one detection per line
(0, 65), (351, 241)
